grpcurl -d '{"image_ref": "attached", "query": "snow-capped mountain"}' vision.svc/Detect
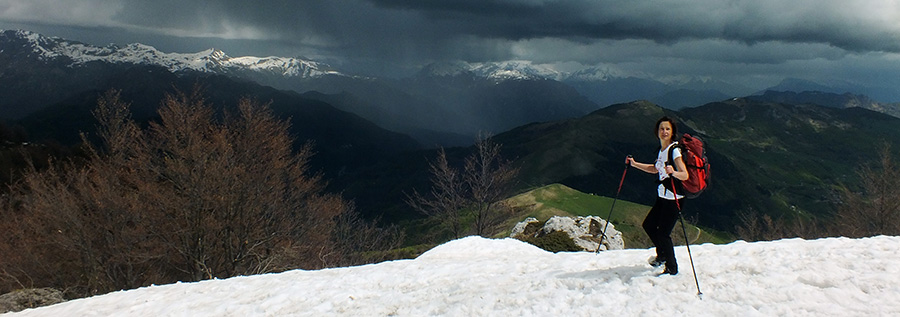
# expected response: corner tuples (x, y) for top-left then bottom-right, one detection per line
(1, 29), (341, 78)
(0, 29), (601, 144)
(472, 60), (565, 81)
(8, 29), (594, 84)
(565, 66), (623, 82)
(413, 60), (752, 110)
(418, 60), (565, 81)
(1, 28), (737, 107)
(418, 60), (631, 83)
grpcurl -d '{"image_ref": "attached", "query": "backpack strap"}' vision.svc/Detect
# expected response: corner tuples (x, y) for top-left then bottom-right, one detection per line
(666, 141), (679, 167)
(661, 141), (683, 194)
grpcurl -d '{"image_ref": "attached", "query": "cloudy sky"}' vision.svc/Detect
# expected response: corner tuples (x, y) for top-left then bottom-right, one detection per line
(2, 0), (900, 99)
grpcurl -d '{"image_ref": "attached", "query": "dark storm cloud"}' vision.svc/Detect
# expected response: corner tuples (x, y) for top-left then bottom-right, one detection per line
(4, 0), (898, 59)
(2, 0), (900, 92)
(364, 0), (900, 52)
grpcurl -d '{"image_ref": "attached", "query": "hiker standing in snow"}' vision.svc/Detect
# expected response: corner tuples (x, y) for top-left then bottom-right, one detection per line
(625, 116), (689, 276)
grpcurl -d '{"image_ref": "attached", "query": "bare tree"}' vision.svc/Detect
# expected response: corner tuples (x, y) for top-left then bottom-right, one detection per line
(141, 89), (352, 279)
(331, 210), (404, 267)
(0, 88), (378, 297)
(465, 134), (519, 236)
(407, 148), (466, 238)
(737, 144), (900, 241)
(408, 134), (519, 238)
(0, 90), (160, 295)
(836, 143), (900, 237)
(735, 209), (790, 242)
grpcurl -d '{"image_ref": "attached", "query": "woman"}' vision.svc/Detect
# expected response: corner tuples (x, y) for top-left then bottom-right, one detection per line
(625, 116), (689, 275)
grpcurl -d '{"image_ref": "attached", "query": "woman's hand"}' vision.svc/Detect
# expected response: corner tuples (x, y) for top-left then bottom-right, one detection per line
(628, 156), (658, 174)
(665, 165), (675, 175)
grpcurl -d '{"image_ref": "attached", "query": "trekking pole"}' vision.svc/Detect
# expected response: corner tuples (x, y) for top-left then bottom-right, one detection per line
(596, 155), (631, 254)
(671, 177), (703, 298)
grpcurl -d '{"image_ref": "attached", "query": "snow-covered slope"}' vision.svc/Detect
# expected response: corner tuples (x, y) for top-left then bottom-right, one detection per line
(1, 29), (340, 78)
(8, 236), (899, 316)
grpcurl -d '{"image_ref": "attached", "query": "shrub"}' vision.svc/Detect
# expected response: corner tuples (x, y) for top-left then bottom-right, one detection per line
(0, 89), (400, 298)
(522, 231), (582, 253)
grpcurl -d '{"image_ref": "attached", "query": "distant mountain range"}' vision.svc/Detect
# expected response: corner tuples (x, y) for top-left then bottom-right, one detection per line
(5, 29), (900, 234)
(0, 30), (592, 146)
(747, 90), (900, 118)
(7, 29), (897, 148)
(2, 29), (340, 78)
(0, 30), (420, 183)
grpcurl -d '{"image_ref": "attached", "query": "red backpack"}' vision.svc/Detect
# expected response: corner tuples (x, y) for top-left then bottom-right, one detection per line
(668, 133), (710, 199)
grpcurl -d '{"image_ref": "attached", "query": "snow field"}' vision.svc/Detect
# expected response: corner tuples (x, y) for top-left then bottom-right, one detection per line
(6, 236), (900, 316)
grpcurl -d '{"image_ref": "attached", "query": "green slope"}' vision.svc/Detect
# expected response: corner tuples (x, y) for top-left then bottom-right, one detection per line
(502, 183), (732, 249)
(349, 98), (900, 245)
(492, 99), (900, 233)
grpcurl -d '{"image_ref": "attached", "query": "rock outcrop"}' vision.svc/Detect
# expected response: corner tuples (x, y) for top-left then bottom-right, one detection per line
(0, 288), (64, 313)
(511, 215), (624, 252)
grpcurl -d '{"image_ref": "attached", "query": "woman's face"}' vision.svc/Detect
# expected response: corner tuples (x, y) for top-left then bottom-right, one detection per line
(658, 121), (673, 142)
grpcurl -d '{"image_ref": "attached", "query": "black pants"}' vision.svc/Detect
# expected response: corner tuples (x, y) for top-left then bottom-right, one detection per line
(642, 197), (682, 272)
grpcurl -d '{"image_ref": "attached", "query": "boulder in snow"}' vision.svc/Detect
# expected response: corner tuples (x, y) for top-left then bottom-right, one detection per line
(510, 215), (624, 252)
(0, 288), (65, 313)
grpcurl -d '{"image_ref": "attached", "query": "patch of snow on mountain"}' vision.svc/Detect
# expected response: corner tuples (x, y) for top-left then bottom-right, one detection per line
(227, 56), (340, 77)
(567, 66), (620, 81)
(473, 60), (564, 81)
(7, 30), (339, 78)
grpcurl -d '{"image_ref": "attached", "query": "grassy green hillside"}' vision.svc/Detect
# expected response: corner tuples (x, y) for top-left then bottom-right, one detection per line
(679, 100), (900, 223)
(347, 98), (900, 247)
(392, 183), (731, 258)
(501, 183), (733, 249)
(495, 100), (664, 189)
(490, 99), (900, 233)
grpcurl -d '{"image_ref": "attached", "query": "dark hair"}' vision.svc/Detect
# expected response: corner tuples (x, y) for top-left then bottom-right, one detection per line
(655, 116), (679, 140)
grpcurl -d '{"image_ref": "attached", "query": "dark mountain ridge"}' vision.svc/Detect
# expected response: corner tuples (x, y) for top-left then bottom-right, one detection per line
(261, 70), (603, 146)
(0, 29), (603, 147)
(485, 98), (900, 231)
(5, 29), (900, 235)
(749, 90), (900, 118)
(0, 30), (136, 119)
(344, 97), (900, 232)
(14, 66), (421, 183)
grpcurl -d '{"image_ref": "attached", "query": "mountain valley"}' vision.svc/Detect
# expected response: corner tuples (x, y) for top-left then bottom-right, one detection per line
(2, 29), (900, 235)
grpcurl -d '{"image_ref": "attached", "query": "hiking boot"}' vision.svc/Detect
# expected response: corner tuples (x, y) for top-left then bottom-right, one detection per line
(659, 267), (678, 276)
(648, 256), (666, 267)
